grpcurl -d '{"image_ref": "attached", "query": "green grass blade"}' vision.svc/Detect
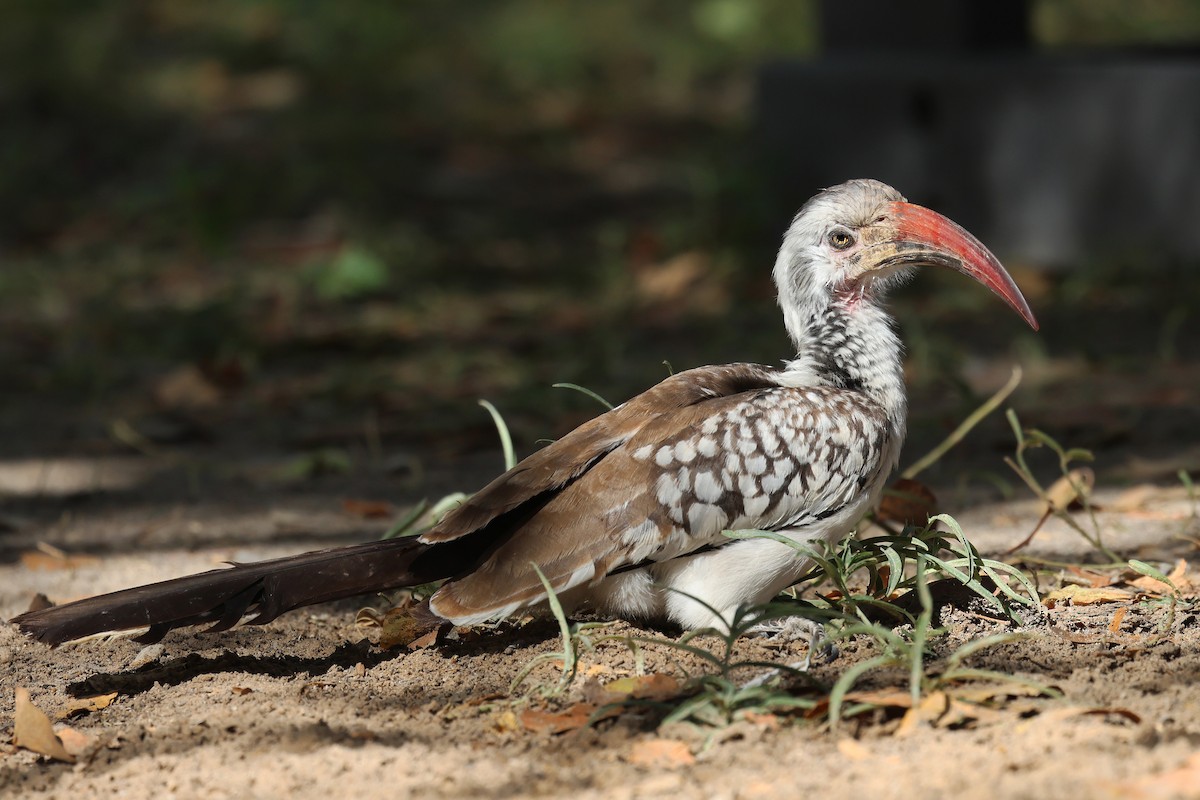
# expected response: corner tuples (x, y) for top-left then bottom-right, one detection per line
(381, 498), (429, 539)
(478, 399), (516, 470)
(552, 382), (615, 411)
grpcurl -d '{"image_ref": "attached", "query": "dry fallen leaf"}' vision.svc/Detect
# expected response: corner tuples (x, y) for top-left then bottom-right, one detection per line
(154, 364), (222, 410)
(951, 683), (1051, 705)
(1043, 585), (1133, 606)
(59, 692), (118, 719)
(19, 550), (100, 572)
(1110, 607), (1128, 633)
(375, 607), (439, 650)
(1129, 559), (1191, 596)
(1065, 565), (1117, 589)
(896, 691), (950, 737)
(341, 498), (396, 519)
(877, 478), (938, 526)
(585, 674), (681, 706)
(626, 738), (695, 768)
(1030, 705), (1141, 728)
(519, 703), (600, 735)
(231, 687), (253, 696)
(842, 689), (914, 709)
(896, 691), (1008, 736)
(408, 628), (440, 649)
(12, 688), (75, 763)
(803, 689), (911, 721)
(1045, 468), (1095, 513)
(25, 593), (54, 613)
(56, 726), (95, 759)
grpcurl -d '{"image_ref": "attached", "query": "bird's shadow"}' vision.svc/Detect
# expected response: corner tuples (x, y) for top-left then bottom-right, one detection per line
(65, 639), (399, 698)
(61, 619), (580, 699)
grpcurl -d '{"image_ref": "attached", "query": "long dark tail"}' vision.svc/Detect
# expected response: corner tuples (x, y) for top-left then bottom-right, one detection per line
(11, 538), (443, 646)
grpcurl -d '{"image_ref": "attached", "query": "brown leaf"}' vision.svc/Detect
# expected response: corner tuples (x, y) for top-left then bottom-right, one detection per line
(803, 689), (912, 722)
(877, 479), (938, 527)
(1065, 565), (1117, 589)
(376, 607), (439, 650)
(154, 364), (223, 410)
(896, 691), (1007, 736)
(935, 684), (1040, 706)
(843, 689), (914, 709)
(1129, 559), (1191, 596)
(408, 627), (440, 649)
(633, 252), (708, 305)
(585, 674), (681, 706)
(1109, 607), (1128, 633)
(12, 688), (74, 763)
(895, 691), (949, 737)
(56, 726), (95, 759)
(59, 692), (117, 719)
(1044, 468), (1095, 513)
(231, 687), (253, 696)
(1034, 705), (1141, 727)
(341, 498), (396, 519)
(519, 703), (598, 735)
(626, 738), (695, 768)
(20, 549), (100, 572)
(25, 593), (54, 613)
(1043, 585), (1133, 606)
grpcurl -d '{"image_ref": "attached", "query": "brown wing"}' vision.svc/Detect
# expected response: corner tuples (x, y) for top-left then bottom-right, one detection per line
(420, 363), (782, 544)
(427, 379), (894, 625)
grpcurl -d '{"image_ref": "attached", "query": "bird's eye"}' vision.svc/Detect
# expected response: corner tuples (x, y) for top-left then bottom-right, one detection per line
(828, 230), (855, 250)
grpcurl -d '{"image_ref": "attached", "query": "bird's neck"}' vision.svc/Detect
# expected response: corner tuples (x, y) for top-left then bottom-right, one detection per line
(778, 299), (908, 433)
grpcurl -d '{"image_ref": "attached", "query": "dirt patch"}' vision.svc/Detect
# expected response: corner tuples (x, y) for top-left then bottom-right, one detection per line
(3, 490), (1200, 800)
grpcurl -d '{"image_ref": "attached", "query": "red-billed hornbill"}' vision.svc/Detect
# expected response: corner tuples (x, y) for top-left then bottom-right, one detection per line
(12, 179), (1037, 646)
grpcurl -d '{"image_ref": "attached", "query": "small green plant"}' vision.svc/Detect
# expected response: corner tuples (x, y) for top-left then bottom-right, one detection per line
(727, 514), (1039, 627)
(1128, 559), (1182, 640)
(510, 565), (579, 695)
(1004, 408), (1116, 562)
(609, 595), (826, 726)
(825, 553), (1056, 731)
(724, 516), (1048, 730)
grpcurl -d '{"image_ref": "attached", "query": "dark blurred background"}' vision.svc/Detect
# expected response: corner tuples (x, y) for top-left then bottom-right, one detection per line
(1, 0), (1198, 525)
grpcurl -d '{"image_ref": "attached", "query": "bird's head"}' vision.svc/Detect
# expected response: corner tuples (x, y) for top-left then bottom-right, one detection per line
(774, 179), (1038, 343)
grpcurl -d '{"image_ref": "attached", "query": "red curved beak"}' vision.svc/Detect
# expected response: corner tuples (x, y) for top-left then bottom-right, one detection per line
(889, 201), (1039, 330)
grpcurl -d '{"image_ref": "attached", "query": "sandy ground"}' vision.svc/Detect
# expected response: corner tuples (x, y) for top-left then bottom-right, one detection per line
(2, 473), (1200, 800)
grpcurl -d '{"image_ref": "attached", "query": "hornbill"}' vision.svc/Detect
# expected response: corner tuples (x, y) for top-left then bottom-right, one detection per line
(12, 179), (1037, 647)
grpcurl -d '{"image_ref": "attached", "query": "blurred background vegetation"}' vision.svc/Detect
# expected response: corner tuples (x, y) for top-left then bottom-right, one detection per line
(1, 0), (1197, 499)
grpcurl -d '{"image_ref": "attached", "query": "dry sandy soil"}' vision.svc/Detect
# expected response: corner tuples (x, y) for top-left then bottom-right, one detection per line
(2, 467), (1199, 800)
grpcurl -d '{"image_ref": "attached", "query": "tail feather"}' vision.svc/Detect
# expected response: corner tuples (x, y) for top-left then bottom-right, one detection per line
(11, 538), (435, 646)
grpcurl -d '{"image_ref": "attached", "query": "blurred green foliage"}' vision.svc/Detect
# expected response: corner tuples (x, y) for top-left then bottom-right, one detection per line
(0, 0), (818, 245)
(0, 0), (1195, 458)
